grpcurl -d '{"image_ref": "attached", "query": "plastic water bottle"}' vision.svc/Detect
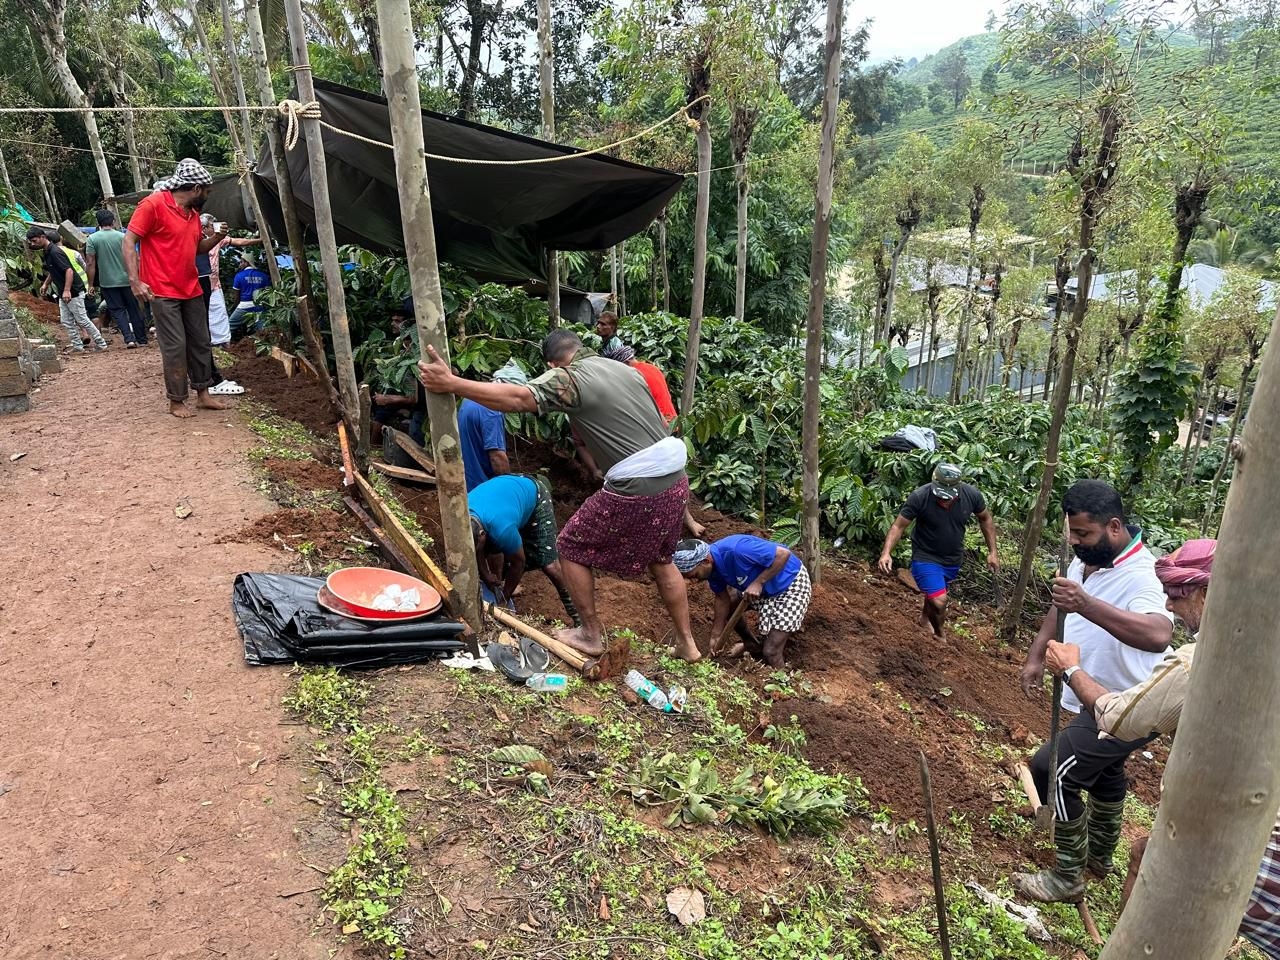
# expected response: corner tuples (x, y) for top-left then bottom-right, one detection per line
(525, 673), (569, 693)
(625, 669), (670, 711)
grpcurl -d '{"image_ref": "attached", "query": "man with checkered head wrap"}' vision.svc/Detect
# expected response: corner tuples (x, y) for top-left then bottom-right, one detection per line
(674, 535), (811, 668)
(124, 158), (230, 418)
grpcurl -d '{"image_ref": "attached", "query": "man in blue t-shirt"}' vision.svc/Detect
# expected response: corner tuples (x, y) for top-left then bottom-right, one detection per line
(459, 360), (528, 491)
(468, 474), (578, 622)
(227, 256), (272, 339)
(672, 534), (811, 667)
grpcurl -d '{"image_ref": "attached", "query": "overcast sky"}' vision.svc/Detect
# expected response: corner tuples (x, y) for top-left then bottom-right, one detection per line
(861, 0), (1012, 63)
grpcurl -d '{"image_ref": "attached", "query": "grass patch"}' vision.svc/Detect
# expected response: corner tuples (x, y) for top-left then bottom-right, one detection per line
(14, 306), (47, 340)
(242, 399), (320, 461)
(370, 469), (433, 547)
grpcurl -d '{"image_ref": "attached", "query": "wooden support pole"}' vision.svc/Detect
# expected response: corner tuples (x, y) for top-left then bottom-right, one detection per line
(358, 383), (372, 461)
(375, 0), (483, 633)
(343, 494), (416, 573)
(243, 0), (335, 408)
(535, 0), (559, 326)
(352, 472), (456, 608)
(283, 0), (362, 432)
(370, 461), (436, 484)
(389, 427), (438, 474)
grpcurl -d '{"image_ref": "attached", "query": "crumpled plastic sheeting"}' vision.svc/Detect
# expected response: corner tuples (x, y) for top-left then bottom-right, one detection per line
(234, 572), (466, 667)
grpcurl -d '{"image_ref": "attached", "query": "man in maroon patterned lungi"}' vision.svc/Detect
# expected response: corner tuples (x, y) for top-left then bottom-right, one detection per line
(418, 330), (701, 661)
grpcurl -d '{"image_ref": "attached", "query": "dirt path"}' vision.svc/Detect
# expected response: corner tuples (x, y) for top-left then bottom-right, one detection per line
(0, 345), (334, 959)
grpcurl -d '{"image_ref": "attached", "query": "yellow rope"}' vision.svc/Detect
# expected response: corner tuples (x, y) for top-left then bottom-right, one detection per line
(0, 94), (712, 167)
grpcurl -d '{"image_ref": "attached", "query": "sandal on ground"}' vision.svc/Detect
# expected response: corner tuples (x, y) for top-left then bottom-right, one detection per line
(208, 381), (245, 396)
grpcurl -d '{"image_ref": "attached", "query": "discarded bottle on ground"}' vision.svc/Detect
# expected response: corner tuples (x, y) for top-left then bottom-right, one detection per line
(525, 673), (569, 692)
(625, 669), (670, 711)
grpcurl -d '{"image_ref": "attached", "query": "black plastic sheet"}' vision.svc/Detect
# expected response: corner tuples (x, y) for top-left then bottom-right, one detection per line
(233, 572), (467, 667)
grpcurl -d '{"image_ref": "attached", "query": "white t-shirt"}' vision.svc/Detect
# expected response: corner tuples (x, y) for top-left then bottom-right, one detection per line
(1060, 530), (1174, 713)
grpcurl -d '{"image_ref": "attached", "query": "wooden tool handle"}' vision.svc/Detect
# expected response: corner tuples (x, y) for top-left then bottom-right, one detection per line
(714, 596), (750, 653)
(1016, 762), (1042, 811)
(487, 604), (588, 670)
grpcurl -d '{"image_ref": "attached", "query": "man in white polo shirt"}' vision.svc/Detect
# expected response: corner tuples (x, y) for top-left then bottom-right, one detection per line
(1012, 479), (1174, 904)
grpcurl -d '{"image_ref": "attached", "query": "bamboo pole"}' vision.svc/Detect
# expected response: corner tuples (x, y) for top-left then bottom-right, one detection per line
(375, 0), (483, 633)
(283, 0), (362, 436)
(535, 0), (559, 326)
(243, 0), (335, 408)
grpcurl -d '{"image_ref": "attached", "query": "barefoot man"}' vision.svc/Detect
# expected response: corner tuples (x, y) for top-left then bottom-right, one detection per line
(123, 158), (228, 418)
(877, 463), (998, 638)
(418, 329), (700, 661)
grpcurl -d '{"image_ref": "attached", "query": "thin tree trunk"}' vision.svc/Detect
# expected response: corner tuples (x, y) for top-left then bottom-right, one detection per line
(734, 155), (749, 319)
(800, 0), (843, 585)
(284, 0), (361, 437)
(1102, 324), (1280, 958)
(882, 241), (906, 350)
(618, 240), (627, 317)
(1201, 362), (1253, 534)
(1005, 200), (1104, 636)
(30, 3), (115, 208)
(950, 192), (983, 402)
(246, 0), (330, 401)
(93, 41), (146, 194)
(457, 0), (485, 119)
(536, 0), (558, 326)
(219, 0), (255, 155)
(0, 141), (14, 208)
(681, 98), (712, 417)
(1174, 376), (1205, 493)
(658, 212), (669, 313)
(37, 172), (56, 221)
(610, 245), (618, 310)
(377, 0), (483, 632)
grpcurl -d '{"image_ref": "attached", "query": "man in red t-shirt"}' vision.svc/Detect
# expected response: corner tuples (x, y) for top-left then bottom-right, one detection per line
(600, 340), (705, 537)
(123, 158), (229, 418)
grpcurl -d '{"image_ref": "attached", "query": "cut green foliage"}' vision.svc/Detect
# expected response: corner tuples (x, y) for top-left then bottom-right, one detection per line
(369, 470), (433, 547)
(627, 751), (851, 838)
(242, 400), (320, 461)
(283, 667), (367, 731)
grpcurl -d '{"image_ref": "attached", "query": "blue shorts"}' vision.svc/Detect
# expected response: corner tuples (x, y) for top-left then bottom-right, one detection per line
(911, 561), (960, 599)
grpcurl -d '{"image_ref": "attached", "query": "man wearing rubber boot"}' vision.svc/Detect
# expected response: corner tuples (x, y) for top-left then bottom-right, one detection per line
(1013, 480), (1174, 903)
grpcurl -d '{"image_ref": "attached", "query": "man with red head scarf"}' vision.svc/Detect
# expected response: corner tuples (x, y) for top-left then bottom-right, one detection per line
(1039, 539), (1280, 959)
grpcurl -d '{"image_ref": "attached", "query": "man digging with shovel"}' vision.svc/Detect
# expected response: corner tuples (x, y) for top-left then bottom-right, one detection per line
(1011, 480), (1174, 903)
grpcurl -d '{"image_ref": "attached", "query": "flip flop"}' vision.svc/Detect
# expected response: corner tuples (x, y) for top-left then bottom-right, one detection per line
(519, 637), (550, 673)
(488, 642), (534, 682)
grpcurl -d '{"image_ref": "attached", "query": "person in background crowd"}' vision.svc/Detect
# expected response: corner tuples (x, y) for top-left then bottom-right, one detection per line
(227, 253), (272, 340)
(28, 227), (108, 353)
(418, 328), (701, 662)
(468, 473), (579, 623)
(198, 213), (258, 396)
(123, 158), (229, 418)
(86, 209), (147, 348)
(371, 301), (426, 446)
(878, 462), (999, 639)
(595, 311), (622, 355)
(459, 359), (528, 491)
(1011, 479), (1174, 904)
(674, 535), (811, 667)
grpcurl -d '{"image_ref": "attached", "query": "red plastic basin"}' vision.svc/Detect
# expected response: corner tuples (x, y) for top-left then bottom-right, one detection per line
(324, 567), (442, 619)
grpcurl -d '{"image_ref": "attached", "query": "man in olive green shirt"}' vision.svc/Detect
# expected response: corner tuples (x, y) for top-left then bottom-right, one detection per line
(86, 209), (148, 347)
(418, 329), (700, 661)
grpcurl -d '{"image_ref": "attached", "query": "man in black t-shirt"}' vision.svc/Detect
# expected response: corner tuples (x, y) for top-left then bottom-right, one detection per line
(877, 463), (999, 638)
(27, 227), (107, 353)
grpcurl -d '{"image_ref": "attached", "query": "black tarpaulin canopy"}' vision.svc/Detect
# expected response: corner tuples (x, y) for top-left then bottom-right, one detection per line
(154, 79), (684, 282)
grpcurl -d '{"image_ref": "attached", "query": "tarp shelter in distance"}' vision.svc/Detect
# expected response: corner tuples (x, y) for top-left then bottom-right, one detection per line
(121, 79), (684, 284)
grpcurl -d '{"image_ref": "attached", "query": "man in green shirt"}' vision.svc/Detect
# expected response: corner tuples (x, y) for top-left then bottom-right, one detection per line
(418, 329), (700, 662)
(86, 209), (148, 347)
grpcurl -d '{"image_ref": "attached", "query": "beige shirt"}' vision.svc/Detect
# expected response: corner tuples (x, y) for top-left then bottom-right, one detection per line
(1095, 643), (1196, 741)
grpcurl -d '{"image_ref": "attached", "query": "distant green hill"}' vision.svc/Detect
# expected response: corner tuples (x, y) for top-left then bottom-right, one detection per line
(878, 29), (1276, 173)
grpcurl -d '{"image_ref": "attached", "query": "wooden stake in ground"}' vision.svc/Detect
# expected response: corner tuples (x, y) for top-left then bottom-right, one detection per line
(1101, 300), (1280, 958)
(919, 751), (953, 960)
(375, 0), (483, 632)
(283, 0), (362, 436)
(535, 0), (559, 326)
(1042, 514), (1072, 840)
(799, 0), (843, 585)
(243, 0), (336, 411)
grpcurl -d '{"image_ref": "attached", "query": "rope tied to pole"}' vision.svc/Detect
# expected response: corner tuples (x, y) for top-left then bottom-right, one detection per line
(277, 99), (321, 151)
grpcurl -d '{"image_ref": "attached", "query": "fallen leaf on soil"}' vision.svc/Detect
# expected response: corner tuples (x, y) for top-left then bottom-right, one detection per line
(57, 917), (69, 929)
(518, 923), (537, 933)
(598, 895), (611, 921)
(666, 887), (706, 926)
(341, 922), (359, 934)
(10, 452), (26, 462)
(525, 759), (554, 778)
(174, 503), (193, 519)
(525, 911), (540, 929)
(490, 744), (547, 765)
